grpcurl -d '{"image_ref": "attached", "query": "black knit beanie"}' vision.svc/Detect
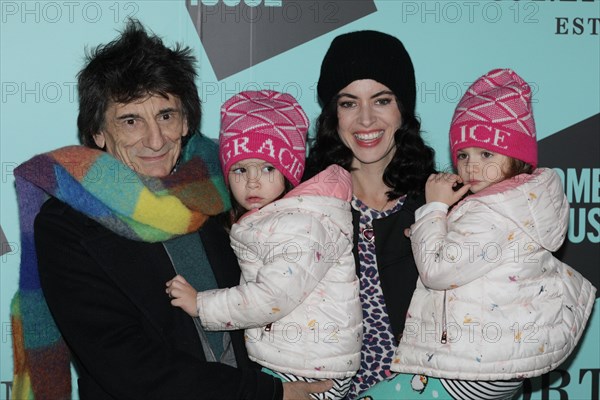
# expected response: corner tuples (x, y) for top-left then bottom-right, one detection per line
(317, 30), (416, 115)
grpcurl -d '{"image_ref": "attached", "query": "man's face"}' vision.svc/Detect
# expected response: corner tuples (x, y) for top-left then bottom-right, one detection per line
(93, 93), (188, 177)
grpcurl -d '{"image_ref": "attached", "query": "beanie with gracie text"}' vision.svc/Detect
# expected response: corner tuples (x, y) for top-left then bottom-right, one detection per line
(449, 68), (537, 168)
(219, 90), (309, 187)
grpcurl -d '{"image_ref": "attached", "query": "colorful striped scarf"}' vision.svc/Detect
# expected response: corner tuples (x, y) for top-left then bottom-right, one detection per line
(10, 133), (230, 399)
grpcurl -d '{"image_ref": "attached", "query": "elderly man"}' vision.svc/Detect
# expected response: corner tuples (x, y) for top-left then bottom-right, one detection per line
(11, 21), (328, 399)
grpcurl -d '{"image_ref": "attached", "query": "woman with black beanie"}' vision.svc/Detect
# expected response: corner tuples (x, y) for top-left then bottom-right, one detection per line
(305, 30), (435, 398)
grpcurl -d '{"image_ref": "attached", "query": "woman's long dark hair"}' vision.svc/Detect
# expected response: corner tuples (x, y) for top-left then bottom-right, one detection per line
(305, 95), (435, 199)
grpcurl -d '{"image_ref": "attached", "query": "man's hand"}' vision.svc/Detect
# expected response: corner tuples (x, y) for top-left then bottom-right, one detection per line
(425, 173), (471, 206)
(166, 275), (199, 317)
(283, 380), (333, 400)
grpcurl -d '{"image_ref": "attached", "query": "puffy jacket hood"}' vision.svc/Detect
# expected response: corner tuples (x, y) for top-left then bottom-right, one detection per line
(461, 168), (569, 252)
(287, 164), (352, 201)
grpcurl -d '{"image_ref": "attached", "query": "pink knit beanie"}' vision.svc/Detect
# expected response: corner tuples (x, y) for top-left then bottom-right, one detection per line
(449, 68), (537, 168)
(219, 90), (309, 187)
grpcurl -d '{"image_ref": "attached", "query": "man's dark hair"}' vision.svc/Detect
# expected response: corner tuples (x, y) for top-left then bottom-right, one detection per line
(77, 20), (200, 148)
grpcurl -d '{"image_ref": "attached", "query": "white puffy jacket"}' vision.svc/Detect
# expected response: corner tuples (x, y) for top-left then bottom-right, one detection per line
(392, 168), (596, 380)
(197, 165), (362, 378)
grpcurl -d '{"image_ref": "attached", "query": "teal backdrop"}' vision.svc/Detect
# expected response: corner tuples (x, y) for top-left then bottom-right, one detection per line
(1, 1), (598, 398)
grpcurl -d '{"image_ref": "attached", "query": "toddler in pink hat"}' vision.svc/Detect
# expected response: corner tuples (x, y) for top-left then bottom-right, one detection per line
(167, 90), (362, 400)
(386, 69), (596, 400)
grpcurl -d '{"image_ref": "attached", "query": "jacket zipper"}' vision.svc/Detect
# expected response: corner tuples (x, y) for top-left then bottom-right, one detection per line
(441, 289), (448, 344)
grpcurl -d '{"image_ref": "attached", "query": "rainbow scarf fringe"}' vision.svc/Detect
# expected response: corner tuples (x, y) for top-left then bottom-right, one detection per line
(10, 134), (230, 399)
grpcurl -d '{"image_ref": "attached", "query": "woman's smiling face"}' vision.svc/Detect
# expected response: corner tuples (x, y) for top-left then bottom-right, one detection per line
(336, 79), (402, 170)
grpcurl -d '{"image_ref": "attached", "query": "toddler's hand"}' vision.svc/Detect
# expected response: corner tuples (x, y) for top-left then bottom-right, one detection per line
(425, 173), (471, 206)
(166, 275), (199, 317)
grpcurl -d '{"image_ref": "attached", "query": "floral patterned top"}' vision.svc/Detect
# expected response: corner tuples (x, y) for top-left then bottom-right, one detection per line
(347, 195), (406, 399)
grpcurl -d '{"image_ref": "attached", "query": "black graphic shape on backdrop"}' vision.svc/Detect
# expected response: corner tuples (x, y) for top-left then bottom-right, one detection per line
(0, 226), (12, 256)
(539, 113), (600, 296)
(1, 225), (11, 256)
(186, 0), (377, 80)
